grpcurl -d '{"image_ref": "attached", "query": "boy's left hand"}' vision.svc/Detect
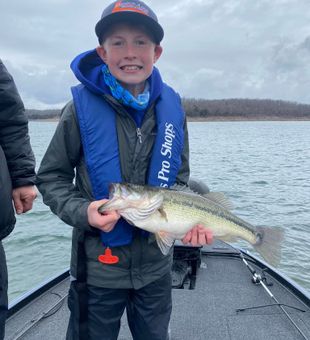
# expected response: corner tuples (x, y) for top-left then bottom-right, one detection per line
(182, 224), (213, 246)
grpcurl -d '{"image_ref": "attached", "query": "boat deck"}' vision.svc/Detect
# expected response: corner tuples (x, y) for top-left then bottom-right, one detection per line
(5, 241), (310, 340)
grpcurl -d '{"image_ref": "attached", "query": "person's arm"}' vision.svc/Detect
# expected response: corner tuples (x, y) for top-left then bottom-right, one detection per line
(36, 102), (91, 230)
(0, 60), (36, 213)
(175, 118), (190, 186)
(36, 102), (119, 231)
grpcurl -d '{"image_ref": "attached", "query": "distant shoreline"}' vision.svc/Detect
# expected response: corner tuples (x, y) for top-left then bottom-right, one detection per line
(26, 97), (310, 122)
(187, 116), (310, 122)
(29, 115), (310, 122)
(30, 117), (60, 122)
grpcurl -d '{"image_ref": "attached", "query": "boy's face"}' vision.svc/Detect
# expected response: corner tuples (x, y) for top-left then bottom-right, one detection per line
(96, 23), (162, 96)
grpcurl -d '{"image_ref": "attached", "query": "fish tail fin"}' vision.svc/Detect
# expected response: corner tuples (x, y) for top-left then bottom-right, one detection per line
(253, 226), (284, 267)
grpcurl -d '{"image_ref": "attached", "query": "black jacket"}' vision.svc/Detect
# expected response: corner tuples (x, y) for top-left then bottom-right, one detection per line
(0, 59), (36, 240)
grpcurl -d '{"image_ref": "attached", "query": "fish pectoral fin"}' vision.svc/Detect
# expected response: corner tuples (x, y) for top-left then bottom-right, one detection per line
(155, 231), (175, 255)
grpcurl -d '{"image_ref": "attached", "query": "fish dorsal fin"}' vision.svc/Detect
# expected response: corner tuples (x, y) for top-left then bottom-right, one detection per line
(155, 231), (175, 255)
(121, 193), (163, 222)
(203, 192), (234, 210)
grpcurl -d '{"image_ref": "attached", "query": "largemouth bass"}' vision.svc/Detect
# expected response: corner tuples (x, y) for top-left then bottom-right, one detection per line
(98, 183), (284, 266)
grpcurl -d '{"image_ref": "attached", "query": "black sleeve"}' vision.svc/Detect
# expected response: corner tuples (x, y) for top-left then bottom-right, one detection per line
(0, 60), (36, 188)
(36, 102), (92, 230)
(175, 117), (190, 186)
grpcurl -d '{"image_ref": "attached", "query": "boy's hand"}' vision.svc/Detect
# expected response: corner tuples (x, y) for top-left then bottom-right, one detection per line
(87, 199), (120, 232)
(182, 224), (213, 246)
(12, 185), (37, 214)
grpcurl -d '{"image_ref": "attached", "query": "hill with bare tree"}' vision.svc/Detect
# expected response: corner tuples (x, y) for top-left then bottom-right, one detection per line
(182, 98), (310, 120)
(26, 98), (310, 121)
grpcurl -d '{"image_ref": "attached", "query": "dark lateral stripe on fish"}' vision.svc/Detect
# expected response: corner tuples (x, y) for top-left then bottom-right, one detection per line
(169, 196), (257, 237)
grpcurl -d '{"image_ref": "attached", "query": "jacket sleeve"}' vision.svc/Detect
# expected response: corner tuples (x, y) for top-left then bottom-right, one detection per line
(175, 117), (190, 186)
(0, 60), (36, 188)
(36, 102), (92, 231)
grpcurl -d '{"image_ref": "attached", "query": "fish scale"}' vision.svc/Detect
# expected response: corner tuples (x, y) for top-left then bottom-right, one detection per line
(160, 199), (256, 244)
(160, 193), (255, 239)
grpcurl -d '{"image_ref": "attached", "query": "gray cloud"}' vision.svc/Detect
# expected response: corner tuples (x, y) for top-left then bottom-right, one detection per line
(1, 0), (310, 108)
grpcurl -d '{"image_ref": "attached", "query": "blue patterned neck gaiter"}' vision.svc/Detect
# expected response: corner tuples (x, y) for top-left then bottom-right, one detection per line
(102, 64), (150, 111)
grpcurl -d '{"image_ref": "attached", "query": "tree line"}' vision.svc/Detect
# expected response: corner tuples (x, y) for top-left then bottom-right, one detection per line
(181, 98), (310, 119)
(26, 109), (61, 119)
(26, 98), (310, 120)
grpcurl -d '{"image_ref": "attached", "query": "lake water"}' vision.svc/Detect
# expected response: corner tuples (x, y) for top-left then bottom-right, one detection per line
(3, 120), (310, 302)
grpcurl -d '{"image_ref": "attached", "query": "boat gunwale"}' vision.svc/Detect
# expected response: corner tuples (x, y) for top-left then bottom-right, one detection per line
(205, 247), (310, 306)
(7, 245), (310, 319)
(7, 269), (69, 318)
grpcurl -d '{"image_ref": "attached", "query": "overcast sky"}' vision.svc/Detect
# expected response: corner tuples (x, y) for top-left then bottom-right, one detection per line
(1, 0), (310, 109)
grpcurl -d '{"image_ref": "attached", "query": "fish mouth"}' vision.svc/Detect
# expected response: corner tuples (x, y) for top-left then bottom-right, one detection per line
(105, 183), (134, 210)
(98, 184), (125, 213)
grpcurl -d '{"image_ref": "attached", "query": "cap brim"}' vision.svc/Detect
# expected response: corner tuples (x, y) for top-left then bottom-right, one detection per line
(95, 12), (164, 44)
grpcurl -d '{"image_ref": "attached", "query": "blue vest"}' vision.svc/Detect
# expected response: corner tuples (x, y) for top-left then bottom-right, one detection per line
(72, 83), (185, 247)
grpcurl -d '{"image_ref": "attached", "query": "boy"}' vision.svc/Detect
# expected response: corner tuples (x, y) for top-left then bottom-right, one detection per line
(37, 1), (212, 339)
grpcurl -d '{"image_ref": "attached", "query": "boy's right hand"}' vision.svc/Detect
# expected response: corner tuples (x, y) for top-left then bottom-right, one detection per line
(87, 199), (120, 232)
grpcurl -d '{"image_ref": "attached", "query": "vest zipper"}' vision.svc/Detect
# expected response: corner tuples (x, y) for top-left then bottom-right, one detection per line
(136, 128), (142, 143)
